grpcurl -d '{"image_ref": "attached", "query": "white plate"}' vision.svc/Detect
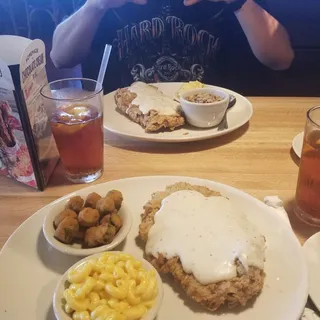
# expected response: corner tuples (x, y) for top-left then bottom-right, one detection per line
(303, 232), (320, 312)
(53, 252), (164, 320)
(292, 132), (304, 158)
(103, 83), (253, 142)
(42, 196), (132, 256)
(302, 308), (320, 320)
(0, 176), (308, 320)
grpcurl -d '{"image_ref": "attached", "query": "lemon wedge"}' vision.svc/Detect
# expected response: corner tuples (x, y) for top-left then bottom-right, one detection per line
(176, 81), (204, 98)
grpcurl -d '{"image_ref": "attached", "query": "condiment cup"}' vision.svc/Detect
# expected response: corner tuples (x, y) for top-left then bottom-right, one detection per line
(180, 87), (230, 128)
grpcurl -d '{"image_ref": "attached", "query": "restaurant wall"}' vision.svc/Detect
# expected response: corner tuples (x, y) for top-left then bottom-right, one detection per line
(0, 0), (319, 96)
(0, 0), (83, 81)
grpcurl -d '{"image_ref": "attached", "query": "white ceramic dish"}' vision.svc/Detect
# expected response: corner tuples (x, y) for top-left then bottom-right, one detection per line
(302, 308), (320, 320)
(103, 83), (253, 142)
(179, 87), (229, 128)
(42, 194), (132, 256)
(303, 232), (320, 312)
(292, 131), (304, 158)
(53, 251), (164, 320)
(0, 176), (308, 320)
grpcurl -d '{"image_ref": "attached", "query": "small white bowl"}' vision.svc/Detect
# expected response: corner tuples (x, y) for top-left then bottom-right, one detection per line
(53, 252), (164, 320)
(43, 198), (132, 257)
(180, 87), (230, 128)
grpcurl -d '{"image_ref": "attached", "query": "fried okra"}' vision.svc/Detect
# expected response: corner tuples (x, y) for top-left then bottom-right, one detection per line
(100, 212), (122, 231)
(106, 190), (123, 209)
(84, 192), (102, 209)
(54, 190), (124, 247)
(110, 213), (123, 232)
(74, 228), (86, 240)
(78, 208), (100, 227)
(54, 209), (77, 228)
(54, 217), (79, 244)
(65, 196), (84, 213)
(84, 225), (117, 248)
(100, 214), (111, 226)
(96, 196), (115, 216)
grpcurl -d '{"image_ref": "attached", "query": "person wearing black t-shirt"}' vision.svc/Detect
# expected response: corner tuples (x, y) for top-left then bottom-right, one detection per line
(51, 0), (294, 93)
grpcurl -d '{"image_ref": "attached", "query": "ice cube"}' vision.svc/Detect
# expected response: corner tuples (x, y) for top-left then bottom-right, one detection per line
(55, 111), (74, 123)
(60, 104), (92, 123)
(69, 106), (90, 117)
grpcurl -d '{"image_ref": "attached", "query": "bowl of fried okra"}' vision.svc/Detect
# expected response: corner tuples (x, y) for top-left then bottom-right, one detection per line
(42, 189), (132, 256)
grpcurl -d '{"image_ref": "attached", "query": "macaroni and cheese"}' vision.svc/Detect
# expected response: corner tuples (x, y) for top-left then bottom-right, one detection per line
(62, 252), (158, 320)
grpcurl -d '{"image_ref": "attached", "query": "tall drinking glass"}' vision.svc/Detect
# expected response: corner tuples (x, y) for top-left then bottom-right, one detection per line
(295, 106), (320, 227)
(41, 78), (104, 183)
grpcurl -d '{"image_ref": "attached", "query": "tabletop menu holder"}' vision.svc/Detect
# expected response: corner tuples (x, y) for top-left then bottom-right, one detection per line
(0, 35), (59, 190)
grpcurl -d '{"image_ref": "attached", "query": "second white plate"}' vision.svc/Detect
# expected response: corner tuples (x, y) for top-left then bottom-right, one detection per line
(303, 232), (320, 312)
(103, 83), (253, 142)
(292, 132), (304, 158)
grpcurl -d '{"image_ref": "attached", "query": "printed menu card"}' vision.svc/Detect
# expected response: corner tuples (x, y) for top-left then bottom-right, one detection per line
(0, 35), (59, 190)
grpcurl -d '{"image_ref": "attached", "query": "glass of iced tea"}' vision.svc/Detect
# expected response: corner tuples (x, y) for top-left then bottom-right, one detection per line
(295, 106), (320, 227)
(41, 78), (104, 183)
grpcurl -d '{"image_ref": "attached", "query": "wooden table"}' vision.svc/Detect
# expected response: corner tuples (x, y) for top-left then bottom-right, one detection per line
(1, 97), (320, 250)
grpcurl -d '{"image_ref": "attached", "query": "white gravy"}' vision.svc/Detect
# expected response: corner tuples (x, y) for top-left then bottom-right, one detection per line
(128, 82), (180, 115)
(146, 190), (266, 284)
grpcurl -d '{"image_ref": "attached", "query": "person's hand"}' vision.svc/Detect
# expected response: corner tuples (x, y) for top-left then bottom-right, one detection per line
(184, 0), (237, 5)
(88, 0), (147, 11)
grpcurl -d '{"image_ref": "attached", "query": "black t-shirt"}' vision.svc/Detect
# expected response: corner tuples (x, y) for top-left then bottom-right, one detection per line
(82, 0), (266, 93)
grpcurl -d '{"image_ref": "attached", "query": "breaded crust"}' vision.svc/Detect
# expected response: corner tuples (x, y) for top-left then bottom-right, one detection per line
(114, 87), (185, 132)
(138, 182), (265, 311)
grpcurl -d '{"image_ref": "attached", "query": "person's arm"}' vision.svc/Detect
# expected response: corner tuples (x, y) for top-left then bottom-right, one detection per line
(184, 0), (294, 70)
(234, 0), (294, 70)
(50, 2), (107, 69)
(51, 0), (147, 69)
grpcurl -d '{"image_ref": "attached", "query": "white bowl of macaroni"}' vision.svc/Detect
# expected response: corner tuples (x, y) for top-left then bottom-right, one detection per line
(53, 252), (164, 320)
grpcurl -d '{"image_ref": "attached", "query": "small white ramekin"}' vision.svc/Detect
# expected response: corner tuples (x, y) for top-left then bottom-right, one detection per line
(180, 87), (230, 128)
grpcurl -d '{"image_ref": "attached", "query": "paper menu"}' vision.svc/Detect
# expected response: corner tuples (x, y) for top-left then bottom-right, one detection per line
(0, 35), (59, 190)
(20, 39), (59, 186)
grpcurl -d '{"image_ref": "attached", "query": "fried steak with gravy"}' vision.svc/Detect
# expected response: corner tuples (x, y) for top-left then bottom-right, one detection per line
(138, 182), (265, 311)
(114, 82), (185, 132)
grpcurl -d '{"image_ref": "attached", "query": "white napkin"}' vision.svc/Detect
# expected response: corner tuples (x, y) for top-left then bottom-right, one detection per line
(263, 196), (320, 320)
(264, 196), (290, 225)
